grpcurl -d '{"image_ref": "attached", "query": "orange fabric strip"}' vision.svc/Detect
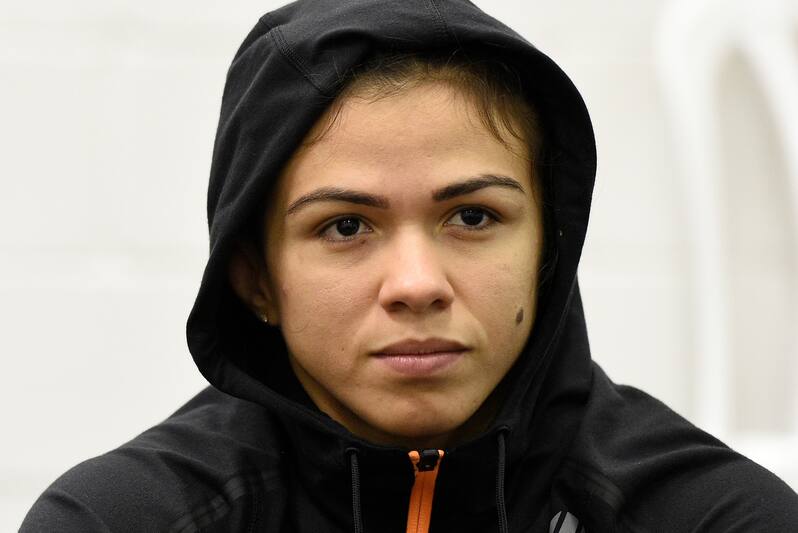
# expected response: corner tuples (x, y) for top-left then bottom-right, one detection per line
(405, 449), (444, 533)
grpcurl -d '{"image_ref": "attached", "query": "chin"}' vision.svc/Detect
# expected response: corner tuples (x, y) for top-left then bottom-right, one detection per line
(368, 409), (472, 449)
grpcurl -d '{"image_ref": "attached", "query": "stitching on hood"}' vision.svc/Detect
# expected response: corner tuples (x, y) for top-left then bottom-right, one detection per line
(261, 14), (328, 96)
(425, 0), (457, 46)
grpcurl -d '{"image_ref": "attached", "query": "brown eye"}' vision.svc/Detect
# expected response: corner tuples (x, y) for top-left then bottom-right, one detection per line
(319, 216), (372, 242)
(446, 207), (497, 231)
(460, 208), (486, 226)
(335, 218), (361, 236)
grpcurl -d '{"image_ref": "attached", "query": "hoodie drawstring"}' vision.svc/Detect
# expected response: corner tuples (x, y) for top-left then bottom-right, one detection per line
(347, 448), (364, 533)
(496, 428), (510, 533)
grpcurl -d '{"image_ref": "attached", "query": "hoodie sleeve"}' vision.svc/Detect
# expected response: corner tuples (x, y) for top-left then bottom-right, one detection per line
(677, 460), (798, 533)
(18, 454), (146, 533)
(20, 487), (112, 533)
(17, 449), (188, 533)
(560, 365), (798, 532)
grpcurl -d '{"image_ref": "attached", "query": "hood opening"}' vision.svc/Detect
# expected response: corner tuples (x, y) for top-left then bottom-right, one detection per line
(187, 0), (595, 449)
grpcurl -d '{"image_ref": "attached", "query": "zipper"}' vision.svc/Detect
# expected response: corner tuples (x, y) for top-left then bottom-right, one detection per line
(405, 448), (444, 533)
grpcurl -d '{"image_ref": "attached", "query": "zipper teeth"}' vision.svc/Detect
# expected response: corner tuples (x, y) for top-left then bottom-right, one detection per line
(410, 476), (423, 532)
(405, 450), (444, 533)
(411, 470), (428, 532)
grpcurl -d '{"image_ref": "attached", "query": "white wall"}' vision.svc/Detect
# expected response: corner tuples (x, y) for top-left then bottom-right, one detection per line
(2, 1), (796, 529)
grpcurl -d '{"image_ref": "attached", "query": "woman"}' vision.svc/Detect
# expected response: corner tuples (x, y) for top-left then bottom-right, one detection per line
(22, 0), (798, 531)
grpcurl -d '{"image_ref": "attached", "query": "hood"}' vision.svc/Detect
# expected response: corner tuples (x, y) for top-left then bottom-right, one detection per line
(186, 0), (596, 508)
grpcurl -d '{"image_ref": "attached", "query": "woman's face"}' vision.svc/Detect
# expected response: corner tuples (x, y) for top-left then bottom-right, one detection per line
(240, 81), (543, 448)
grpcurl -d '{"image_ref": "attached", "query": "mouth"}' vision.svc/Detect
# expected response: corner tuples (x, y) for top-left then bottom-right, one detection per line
(372, 337), (469, 355)
(371, 337), (470, 376)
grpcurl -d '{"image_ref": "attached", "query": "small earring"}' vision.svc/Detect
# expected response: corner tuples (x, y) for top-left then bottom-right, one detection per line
(258, 312), (269, 324)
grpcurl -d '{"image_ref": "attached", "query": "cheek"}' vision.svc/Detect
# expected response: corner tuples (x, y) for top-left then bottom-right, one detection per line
(473, 236), (537, 296)
(280, 277), (360, 326)
(471, 269), (531, 325)
(273, 252), (371, 353)
(464, 246), (537, 338)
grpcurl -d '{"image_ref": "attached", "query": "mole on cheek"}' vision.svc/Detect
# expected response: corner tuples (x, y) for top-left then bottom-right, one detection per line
(515, 308), (524, 325)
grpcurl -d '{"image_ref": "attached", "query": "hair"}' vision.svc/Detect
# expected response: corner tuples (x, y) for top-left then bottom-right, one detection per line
(243, 47), (557, 291)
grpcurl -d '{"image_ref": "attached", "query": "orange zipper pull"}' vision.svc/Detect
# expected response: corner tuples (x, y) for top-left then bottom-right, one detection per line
(405, 449), (444, 533)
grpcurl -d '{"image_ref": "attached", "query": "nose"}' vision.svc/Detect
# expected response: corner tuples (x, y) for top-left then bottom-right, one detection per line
(377, 229), (455, 315)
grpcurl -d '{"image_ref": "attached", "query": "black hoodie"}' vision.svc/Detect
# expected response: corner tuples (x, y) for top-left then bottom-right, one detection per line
(21, 1), (798, 532)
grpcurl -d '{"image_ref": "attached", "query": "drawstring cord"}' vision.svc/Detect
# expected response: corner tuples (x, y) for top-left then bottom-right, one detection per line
(496, 428), (510, 533)
(347, 448), (364, 533)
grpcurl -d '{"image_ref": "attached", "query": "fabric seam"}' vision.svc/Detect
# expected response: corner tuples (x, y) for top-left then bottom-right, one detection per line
(425, 0), (457, 46)
(47, 488), (114, 533)
(259, 13), (327, 96)
(559, 458), (654, 533)
(167, 470), (280, 533)
(560, 457), (625, 509)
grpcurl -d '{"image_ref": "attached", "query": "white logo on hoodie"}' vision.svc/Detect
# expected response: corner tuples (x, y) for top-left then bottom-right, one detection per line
(550, 511), (585, 533)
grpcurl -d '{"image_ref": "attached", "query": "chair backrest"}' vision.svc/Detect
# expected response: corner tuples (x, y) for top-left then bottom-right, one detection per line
(655, 0), (798, 488)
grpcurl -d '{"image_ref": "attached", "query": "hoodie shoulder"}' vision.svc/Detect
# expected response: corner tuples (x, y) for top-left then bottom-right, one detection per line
(20, 387), (285, 532)
(555, 363), (798, 532)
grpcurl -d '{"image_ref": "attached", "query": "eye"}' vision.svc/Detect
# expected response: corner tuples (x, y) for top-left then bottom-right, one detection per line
(445, 207), (498, 231)
(318, 216), (372, 242)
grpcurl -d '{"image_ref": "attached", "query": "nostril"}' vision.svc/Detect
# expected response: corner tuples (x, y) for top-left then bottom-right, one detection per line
(378, 274), (454, 313)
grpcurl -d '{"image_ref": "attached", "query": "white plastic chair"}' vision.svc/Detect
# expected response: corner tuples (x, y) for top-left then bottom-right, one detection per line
(655, 0), (798, 489)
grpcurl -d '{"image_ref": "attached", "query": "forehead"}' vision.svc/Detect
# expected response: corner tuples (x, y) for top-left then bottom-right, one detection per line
(272, 81), (531, 204)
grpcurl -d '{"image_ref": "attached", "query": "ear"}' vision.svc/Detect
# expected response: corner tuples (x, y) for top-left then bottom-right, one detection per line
(227, 239), (280, 325)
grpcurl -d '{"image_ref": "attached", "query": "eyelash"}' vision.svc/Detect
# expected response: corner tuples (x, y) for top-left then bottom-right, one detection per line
(317, 206), (500, 244)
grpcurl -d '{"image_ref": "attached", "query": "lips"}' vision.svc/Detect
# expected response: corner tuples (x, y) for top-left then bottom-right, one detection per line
(371, 338), (469, 376)
(372, 337), (469, 356)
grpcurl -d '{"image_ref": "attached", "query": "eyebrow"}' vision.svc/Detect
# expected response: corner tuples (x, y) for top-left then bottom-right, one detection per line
(284, 173), (525, 216)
